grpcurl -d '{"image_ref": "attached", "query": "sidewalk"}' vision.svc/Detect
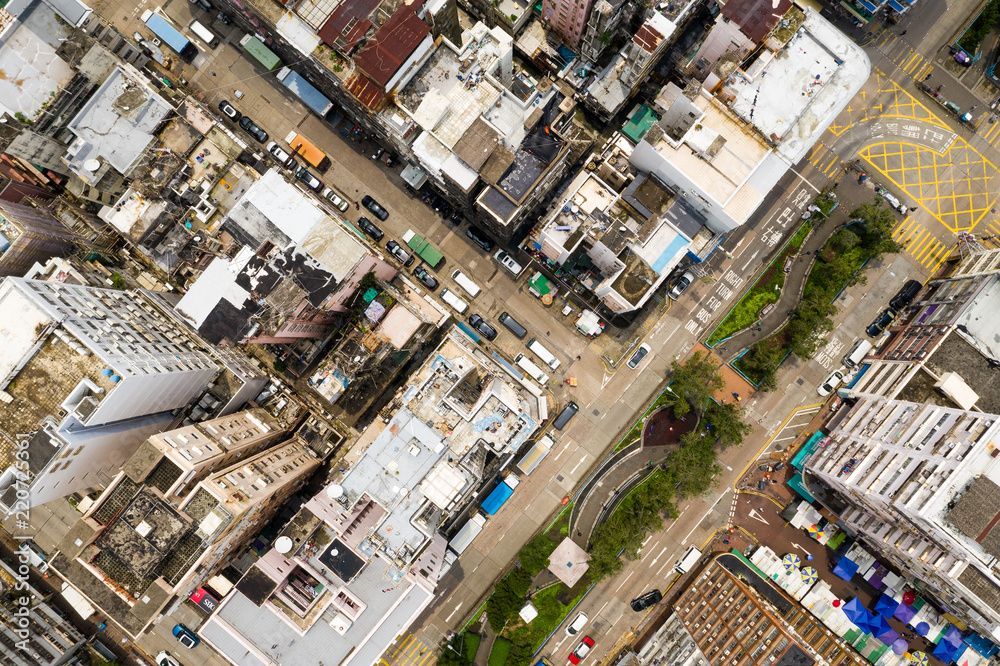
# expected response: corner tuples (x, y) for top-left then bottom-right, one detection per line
(714, 179), (873, 365)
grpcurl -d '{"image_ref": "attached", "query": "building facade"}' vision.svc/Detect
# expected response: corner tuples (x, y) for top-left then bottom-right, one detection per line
(0, 201), (77, 278)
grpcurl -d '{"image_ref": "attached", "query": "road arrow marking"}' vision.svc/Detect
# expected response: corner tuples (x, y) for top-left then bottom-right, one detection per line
(790, 542), (811, 554)
(741, 250), (760, 271)
(445, 602), (463, 622)
(602, 373), (614, 389)
(748, 509), (770, 524)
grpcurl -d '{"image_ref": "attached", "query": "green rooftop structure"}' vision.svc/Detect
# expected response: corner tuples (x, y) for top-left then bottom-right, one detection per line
(622, 105), (661, 144)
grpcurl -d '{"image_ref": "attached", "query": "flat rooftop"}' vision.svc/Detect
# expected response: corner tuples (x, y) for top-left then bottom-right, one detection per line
(0, 2), (74, 120)
(66, 67), (172, 178)
(724, 8), (869, 163)
(396, 29), (505, 150)
(200, 552), (432, 666)
(922, 332), (1000, 414)
(401, 334), (542, 456)
(226, 169), (328, 248)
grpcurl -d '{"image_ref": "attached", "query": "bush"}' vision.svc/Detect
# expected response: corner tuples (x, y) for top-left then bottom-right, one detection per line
(519, 533), (557, 575)
(464, 633), (482, 662)
(488, 638), (512, 666)
(662, 352), (723, 416)
(664, 432), (722, 499)
(487, 567), (532, 632)
(703, 401), (753, 449)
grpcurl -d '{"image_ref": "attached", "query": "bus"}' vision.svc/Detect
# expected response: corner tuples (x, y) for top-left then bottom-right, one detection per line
(285, 131), (330, 170)
(240, 34), (281, 72)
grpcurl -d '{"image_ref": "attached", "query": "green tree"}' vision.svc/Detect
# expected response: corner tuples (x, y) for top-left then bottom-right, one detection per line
(519, 533), (557, 575)
(703, 401), (753, 449)
(439, 635), (472, 666)
(666, 351), (724, 416)
(786, 293), (837, 359)
(664, 433), (722, 499)
(273, 359), (287, 373)
(851, 201), (903, 261)
(486, 567), (531, 632)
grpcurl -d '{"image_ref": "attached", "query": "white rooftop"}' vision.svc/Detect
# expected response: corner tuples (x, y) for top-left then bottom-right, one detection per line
(0, 3), (74, 120)
(234, 169), (327, 246)
(300, 220), (369, 281)
(174, 248), (254, 329)
(725, 7), (869, 164)
(0, 281), (53, 386)
(66, 66), (173, 178)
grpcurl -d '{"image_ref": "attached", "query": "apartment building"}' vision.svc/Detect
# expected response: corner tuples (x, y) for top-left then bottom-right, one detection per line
(0, 201), (78, 277)
(805, 396), (1000, 639)
(0, 278), (255, 511)
(48, 412), (324, 638)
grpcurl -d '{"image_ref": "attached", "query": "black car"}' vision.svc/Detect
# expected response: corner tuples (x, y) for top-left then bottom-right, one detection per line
(866, 308), (897, 337)
(362, 195), (389, 221)
(468, 314), (498, 341)
(294, 165), (323, 192)
(218, 100), (241, 121)
(630, 589), (662, 612)
(889, 279), (922, 310)
(386, 240), (414, 266)
(238, 116), (268, 143)
(465, 226), (493, 252)
(413, 266), (439, 291)
(357, 217), (384, 242)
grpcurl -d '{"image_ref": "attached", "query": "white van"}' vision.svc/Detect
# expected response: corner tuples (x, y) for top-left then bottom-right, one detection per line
(526, 338), (560, 370)
(514, 353), (549, 384)
(451, 270), (481, 298)
(440, 288), (468, 314)
(675, 546), (701, 574)
(189, 20), (218, 46)
(842, 339), (873, 369)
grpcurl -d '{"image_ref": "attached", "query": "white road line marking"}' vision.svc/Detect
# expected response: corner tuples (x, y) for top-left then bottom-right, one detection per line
(614, 570), (635, 593)
(445, 603), (463, 622)
(649, 546), (668, 565)
(569, 456), (587, 475)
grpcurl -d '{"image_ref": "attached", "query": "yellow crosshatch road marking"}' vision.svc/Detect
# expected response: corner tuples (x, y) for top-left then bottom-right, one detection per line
(829, 75), (948, 137)
(860, 138), (1000, 232)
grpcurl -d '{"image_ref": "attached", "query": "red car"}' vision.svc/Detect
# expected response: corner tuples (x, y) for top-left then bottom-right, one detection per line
(569, 637), (595, 664)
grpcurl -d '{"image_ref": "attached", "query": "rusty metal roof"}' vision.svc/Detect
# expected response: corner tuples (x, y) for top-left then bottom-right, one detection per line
(353, 8), (431, 87)
(346, 72), (387, 110)
(721, 0), (792, 43)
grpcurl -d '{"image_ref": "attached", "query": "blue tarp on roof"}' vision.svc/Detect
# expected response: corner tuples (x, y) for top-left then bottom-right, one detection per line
(482, 481), (514, 515)
(964, 633), (998, 657)
(834, 557), (860, 581)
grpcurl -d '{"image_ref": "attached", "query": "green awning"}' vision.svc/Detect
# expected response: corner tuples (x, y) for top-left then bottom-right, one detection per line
(529, 272), (553, 296)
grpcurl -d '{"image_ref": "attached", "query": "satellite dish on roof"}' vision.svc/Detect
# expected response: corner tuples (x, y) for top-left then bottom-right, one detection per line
(84, 159), (101, 172)
(326, 484), (344, 499)
(274, 536), (293, 554)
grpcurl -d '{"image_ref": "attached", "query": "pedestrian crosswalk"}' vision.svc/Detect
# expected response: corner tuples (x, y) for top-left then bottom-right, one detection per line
(892, 217), (952, 271)
(876, 33), (935, 83)
(806, 142), (843, 178)
(979, 116), (1000, 150)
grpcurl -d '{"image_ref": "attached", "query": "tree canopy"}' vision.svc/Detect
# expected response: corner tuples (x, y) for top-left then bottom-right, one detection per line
(665, 351), (724, 416)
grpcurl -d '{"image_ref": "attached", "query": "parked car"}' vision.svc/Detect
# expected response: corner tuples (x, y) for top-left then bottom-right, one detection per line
(889, 279), (922, 310)
(668, 271), (695, 300)
(494, 250), (523, 276)
(630, 589), (662, 611)
(413, 266), (439, 291)
(386, 240), (414, 266)
(465, 226), (494, 252)
(468, 314), (498, 340)
(218, 100), (241, 121)
(569, 637), (595, 664)
(238, 116), (268, 143)
(626, 343), (651, 370)
(357, 216), (384, 242)
(189, 0), (212, 10)
(173, 624), (199, 649)
(265, 141), (294, 168)
(322, 188), (349, 212)
(866, 308), (897, 337)
(372, 146), (385, 160)
(817, 369), (845, 397)
(362, 195), (389, 221)
(566, 613), (588, 636)
(294, 165), (323, 192)
(156, 652), (182, 666)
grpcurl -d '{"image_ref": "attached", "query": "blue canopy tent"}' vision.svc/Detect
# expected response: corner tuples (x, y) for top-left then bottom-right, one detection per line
(875, 616), (899, 645)
(932, 639), (962, 663)
(875, 594), (899, 617)
(843, 598), (876, 633)
(895, 603), (917, 623)
(834, 557), (860, 581)
(964, 633), (999, 658)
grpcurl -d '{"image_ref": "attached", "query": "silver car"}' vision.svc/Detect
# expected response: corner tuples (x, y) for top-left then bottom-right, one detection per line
(494, 250), (523, 276)
(668, 271), (695, 300)
(322, 188), (349, 212)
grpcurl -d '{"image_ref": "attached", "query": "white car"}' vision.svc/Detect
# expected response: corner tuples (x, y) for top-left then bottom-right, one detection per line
(494, 250), (523, 276)
(322, 188), (350, 212)
(265, 141), (294, 169)
(668, 271), (695, 300)
(817, 369), (845, 396)
(627, 344), (651, 369)
(156, 652), (182, 666)
(566, 612), (588, 636)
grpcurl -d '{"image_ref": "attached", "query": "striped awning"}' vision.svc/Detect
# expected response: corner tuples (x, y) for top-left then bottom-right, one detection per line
(855, 0), (879, 13)
(888, 0), (907, 12)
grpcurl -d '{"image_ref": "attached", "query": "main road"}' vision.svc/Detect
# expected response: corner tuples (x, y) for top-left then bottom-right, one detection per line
(92, 0), (995, 662)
